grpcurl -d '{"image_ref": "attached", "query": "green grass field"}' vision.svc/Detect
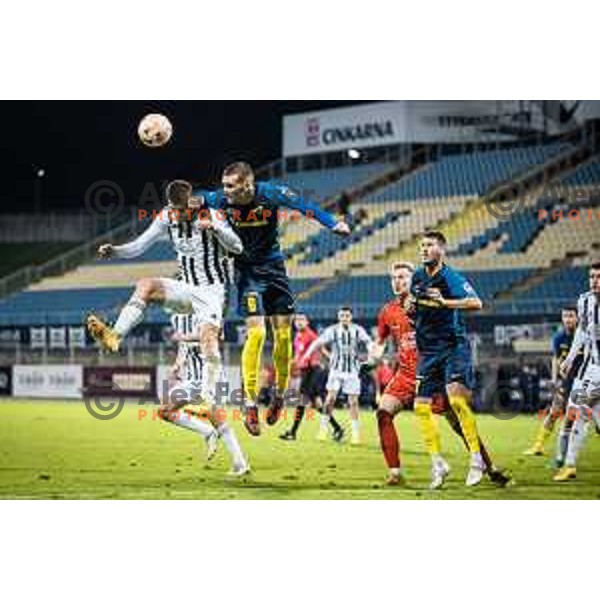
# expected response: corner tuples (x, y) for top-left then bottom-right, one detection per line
(1, 399), (599, 499)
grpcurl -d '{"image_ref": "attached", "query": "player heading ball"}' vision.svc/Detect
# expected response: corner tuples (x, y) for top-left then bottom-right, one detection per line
(197, 162), (350, 436)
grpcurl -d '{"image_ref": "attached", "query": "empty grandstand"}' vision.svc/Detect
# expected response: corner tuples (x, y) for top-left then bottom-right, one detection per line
(1, 97), (600, 399)
(2, 138), (599, 331)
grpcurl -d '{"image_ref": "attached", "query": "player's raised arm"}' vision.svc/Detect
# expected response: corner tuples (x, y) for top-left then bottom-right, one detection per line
(98, 213), (168, 260)
(263, 182), (351, 236)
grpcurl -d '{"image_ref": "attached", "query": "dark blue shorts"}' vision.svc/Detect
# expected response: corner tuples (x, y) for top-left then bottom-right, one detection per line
(236, 260), (296, 317)
(416, 342), (474, 398)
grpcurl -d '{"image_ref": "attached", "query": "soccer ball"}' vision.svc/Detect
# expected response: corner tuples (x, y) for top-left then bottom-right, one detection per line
(138, 113), (173, 147)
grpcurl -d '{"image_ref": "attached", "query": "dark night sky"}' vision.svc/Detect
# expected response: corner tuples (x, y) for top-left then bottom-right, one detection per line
(1, 101), (364, 213)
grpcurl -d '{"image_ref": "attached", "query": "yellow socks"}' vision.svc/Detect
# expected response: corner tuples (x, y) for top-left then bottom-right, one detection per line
(449, 394), (480, 454)
(241, 324), (266, 403)
(242, 321), (291, 403)
(273, 323), (292, 393)
(414, 402), (441, 455)
(534, 422), (552, 449)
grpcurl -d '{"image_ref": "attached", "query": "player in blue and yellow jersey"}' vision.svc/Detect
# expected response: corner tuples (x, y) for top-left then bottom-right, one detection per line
(523, 306), (583, 457)
(199, 162), (350, 435)
(410, 231), (485, 489)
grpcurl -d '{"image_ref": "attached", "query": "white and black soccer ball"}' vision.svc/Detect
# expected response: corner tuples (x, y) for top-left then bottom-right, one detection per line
(137, 113), (173, 147)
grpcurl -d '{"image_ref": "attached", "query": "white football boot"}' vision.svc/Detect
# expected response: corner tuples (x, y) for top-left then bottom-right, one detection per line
(227, 462), (251, 477)
(465, 454), (485, 487)
(429, 457), (451, 490)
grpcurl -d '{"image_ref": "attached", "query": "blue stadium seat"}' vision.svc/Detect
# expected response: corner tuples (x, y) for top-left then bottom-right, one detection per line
(0, 278), (320, 326)
(297, 269), (533, 319)
(279, 163), (388, 202)
(561, 157), (600, 186)
(364, 143), (570, 203)
(299, 211), (402, 264)
(451, 196), (555, 256)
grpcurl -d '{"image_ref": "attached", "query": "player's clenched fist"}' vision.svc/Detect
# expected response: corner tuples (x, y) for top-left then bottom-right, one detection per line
(97, 244), (114, 259)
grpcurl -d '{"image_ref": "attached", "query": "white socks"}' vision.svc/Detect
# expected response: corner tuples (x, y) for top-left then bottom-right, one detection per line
(566, 413), (590, 467)
(351, 419), (360, 438)
(170, 410), (215, 439)
(471, 452), (483, 467)
(432, 454), (446, 469)
(168, 411), (247, 469)
(556, 418), (573, 464)
(217, 422), (247, 468)
(319, 414), (330, 433)
(202, 353), (222, 402)
(114, 295), (146, 337)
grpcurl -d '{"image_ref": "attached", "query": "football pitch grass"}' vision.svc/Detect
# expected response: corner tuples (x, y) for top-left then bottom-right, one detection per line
(1, 399), (599, 499)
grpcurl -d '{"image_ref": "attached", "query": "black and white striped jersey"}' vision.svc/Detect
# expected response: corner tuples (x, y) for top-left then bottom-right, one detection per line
(568, 292), (600, 376)
(112, 206), (242, 288)
(564, 292), (600, 379)
(317, 323), (372, 375)
(166, 208), (235, 288)
(171, 313), (203, 382)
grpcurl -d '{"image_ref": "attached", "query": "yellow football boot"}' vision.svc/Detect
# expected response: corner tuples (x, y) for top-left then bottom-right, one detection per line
(553, 466), (577, 481)
(86, 314), (121, 353)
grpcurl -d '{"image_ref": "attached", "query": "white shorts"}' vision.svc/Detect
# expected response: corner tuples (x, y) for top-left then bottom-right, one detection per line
(326, 370), (361, 396)
(160, 278), (225, 327)
(168, 379), (211, 406)
(569, 363), (600, 409)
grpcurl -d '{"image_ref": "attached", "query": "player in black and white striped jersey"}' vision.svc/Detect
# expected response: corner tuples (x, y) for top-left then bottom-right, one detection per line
(302, 307), (373, 445)
(554, 262), (600, 481)
(159, 311), (249, 476)
(87, 180), (242, 406)
(170, 313), (205, 383)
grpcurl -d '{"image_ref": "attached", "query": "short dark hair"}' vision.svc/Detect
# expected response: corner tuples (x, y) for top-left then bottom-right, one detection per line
(339, 306), (353, 314)
(561, 306), (577, 314)
(166, 179), (192, 205)
(422, 230), (447, 246)
(223, 161), (254, 180)
(591, 262), (600, 271)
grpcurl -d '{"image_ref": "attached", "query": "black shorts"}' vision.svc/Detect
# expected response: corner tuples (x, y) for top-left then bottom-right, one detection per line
(236, 260), (295, 317)
(300, 365), (327, 399)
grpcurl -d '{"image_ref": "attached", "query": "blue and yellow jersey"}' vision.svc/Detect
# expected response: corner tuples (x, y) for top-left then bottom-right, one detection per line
(198, 181), (337, 266)
(411, 263), (479, 352)
(552, 327), (584, 379)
